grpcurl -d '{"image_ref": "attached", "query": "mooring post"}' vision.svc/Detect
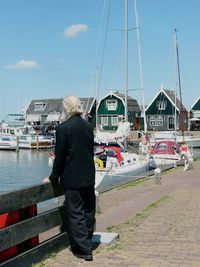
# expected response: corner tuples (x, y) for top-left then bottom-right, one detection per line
(154, 168), (161, 185)
(16, 136), (19, 152)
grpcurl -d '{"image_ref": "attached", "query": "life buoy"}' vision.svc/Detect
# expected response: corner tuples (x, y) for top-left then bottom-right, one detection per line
(94, 159), (104, 170)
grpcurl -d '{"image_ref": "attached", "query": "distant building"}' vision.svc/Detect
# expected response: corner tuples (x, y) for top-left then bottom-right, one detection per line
(145, 86), (188, 131)
(96, 91), (141, 131)
(25, 97), (96, 127)
(188, 97), (200, 130)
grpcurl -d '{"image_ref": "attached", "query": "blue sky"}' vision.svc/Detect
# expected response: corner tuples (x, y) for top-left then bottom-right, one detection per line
(0, 0), (200, 121)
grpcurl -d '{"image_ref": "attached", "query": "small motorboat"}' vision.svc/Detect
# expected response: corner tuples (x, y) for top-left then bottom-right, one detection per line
(150, 140), (181, 167)
(0, 135), (17, 151)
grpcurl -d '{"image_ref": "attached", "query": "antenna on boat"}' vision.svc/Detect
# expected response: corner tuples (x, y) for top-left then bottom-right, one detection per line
(95, 66), (100, 129)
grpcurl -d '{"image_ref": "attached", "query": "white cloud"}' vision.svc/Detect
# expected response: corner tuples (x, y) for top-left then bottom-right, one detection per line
(4, 60), (39, 69)
(64, 24), (89, 38)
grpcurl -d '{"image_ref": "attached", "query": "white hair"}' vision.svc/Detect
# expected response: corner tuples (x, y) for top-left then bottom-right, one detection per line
(61, 95), (83, 121)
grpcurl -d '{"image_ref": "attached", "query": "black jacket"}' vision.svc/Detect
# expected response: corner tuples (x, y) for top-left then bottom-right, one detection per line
(49, 115), (95, 190)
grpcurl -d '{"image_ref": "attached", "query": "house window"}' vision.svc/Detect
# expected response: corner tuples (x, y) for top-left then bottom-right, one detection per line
(150, 120), (156, 126)
(157, 120), (163, 126)
(111, 116), (118, 126)
(100, 116), (108, 126)
(106, 100), (117, 111)
(157, 101), (167, 110)
(149, 117), (163, 126)
(34, 102), (46, 111)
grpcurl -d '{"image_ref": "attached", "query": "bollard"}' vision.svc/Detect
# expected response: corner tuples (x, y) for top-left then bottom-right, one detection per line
(36, 134), (39, 150)
(16, 136), (19, 152)
(154, 168), (161, 185)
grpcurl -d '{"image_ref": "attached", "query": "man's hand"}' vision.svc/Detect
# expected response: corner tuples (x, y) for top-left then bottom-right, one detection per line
(43, 177), (50, 183)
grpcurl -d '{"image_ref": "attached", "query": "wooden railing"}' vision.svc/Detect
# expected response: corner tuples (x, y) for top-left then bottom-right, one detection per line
(0, 182), (69, 267)
(0, 161), (189, 267)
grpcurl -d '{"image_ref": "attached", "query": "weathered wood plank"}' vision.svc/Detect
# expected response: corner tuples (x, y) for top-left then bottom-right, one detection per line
(0, 182), (64, 214)
(0, 206), (67, 251)
(0, 233), (69, 267)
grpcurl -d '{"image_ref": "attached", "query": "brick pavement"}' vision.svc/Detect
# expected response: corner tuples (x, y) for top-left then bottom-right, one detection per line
(38, 160), (200, 267)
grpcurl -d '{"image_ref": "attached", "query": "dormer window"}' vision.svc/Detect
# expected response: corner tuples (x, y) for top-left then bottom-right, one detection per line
(34, 102), (46, 111)
(106, 100), (117, 111)
(157, 101), (167, 110)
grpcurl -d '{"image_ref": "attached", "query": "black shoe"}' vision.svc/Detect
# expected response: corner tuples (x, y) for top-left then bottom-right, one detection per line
(73, 253), (93, 261)
(71, 246), (93, 261)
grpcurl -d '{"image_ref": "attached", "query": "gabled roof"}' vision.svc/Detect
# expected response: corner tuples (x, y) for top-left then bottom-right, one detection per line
(25, 97), (96, 115)
(190, 97), (200, 111)
(26, 98), (63, 115)
(98, 91), (141, 112)
(80, 97), (96, 114)
(145, 86), (187, 112)
(164, 89), (187, 111)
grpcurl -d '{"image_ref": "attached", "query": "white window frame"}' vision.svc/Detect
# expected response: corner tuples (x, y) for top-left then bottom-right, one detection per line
(34, 102), (46, 111)
(157, 101), (167, 110)
(106, 100), (117, 111)
(157, 120), (163, 126)
(111, 116), (118, 126)
(150, 120), (156, 126)
(100, 116), (108, 126)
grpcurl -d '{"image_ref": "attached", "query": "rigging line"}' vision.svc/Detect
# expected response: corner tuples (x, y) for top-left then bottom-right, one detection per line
(84, 0), (107, 117)
(134, 0), (147, 133)
(98, 0), (112, 96)
(175, 29), (184, 136)
(87, 0), (107, 97)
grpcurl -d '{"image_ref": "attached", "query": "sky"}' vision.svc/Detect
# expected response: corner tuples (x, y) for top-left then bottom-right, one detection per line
(0, 0), (200, 121)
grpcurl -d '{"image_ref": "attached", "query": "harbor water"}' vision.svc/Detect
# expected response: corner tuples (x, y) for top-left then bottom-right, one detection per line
(1, 147), (200, 193)
(0, 149), (53, 193)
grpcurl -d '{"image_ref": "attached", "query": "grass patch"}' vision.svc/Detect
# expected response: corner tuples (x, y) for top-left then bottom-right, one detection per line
(107, 242), (122, 251)
(118, 178), (146, 189)
(135, 195), (170, 219)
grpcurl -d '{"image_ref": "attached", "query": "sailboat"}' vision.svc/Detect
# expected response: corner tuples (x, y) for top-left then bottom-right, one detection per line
(94, 0), (153, 193)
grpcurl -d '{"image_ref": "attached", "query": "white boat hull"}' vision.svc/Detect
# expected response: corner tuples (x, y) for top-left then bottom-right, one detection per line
(152, 154), (180, 167)
(95, 159), (150, 193)
(0, 135), (17, 151)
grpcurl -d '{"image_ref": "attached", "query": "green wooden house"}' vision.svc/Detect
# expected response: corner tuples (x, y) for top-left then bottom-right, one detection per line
(189, 97), (200, 130)
(145, 86), (188, 131)
(96, 91), (141, 131)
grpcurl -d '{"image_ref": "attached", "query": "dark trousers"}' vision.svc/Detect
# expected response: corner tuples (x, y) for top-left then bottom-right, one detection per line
(64, 185), (96, 254)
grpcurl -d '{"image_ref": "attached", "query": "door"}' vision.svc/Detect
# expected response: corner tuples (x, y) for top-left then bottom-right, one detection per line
(168, 116), (175, 130)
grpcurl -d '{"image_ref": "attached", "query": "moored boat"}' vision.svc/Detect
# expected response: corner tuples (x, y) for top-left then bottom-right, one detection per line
(0, 135), (17, 151)
(150, 139), (193, 168)
(94, 144), (152, 193)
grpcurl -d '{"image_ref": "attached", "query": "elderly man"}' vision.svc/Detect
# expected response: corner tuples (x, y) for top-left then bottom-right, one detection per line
(46, 96), (95, 261)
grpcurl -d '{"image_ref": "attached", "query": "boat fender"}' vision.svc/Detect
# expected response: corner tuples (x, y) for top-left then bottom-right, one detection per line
(94, 159), (104, 170)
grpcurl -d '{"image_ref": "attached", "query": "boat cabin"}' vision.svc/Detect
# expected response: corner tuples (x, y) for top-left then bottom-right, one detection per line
(151, 140), (180, 156)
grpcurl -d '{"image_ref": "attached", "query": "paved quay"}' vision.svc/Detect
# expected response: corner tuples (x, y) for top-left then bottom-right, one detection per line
(39, 159), (200, 267)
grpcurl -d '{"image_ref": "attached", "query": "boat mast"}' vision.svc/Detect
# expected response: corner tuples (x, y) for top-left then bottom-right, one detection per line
(124, 0), (128, 122)
(175, 29), (184, 137)
(95, 66), (99, 129)
(134, 0), (147, 133)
